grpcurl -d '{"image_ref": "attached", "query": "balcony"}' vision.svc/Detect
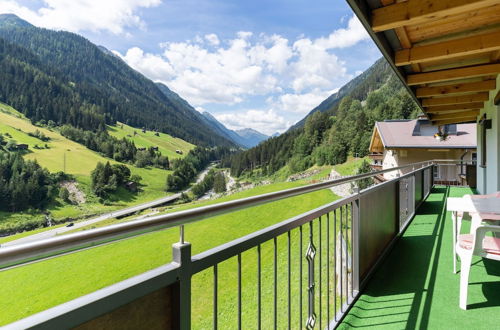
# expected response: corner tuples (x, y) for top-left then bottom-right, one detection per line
(0, 162), (498, 329)
(338, 186), (500, 329)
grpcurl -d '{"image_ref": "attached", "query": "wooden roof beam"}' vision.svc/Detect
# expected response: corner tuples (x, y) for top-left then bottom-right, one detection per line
(407, 63), (500, 85)
(495, 89), (500, 105)
(432, 117), (478, 125)
(372, 0), (500, 32)
(425, 102), (484, 112)
(422, 93), (489, 106)
(416, 80), (496, 97)
(429, 110), (480, 121)
(395, 30), (500, 66)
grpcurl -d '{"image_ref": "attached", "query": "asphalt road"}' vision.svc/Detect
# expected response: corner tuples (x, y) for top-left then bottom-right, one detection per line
(2, 163), (216, 247)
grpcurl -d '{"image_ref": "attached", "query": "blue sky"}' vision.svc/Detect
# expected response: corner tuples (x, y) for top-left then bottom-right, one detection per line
(1, 0), (381, 134)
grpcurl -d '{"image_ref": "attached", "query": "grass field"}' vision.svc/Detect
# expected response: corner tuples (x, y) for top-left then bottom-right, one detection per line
(334, 156), (369, 176)
(108, 122), (194, 159)
(0, 103), (192, 232)
(0, 175), (341, 327)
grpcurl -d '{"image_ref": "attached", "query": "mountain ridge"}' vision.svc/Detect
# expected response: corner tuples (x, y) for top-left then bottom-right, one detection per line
(0, 14), (234, 147)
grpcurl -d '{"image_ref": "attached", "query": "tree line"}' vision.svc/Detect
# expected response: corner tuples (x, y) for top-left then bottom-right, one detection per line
(165, 147), (232, 192)
(191, 169), (226, 199)
(0, 151), (59, 212)
(60, 125), (169, 169)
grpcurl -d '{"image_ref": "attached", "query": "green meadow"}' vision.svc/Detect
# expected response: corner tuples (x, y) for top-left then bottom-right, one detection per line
(107, 122), (194, 160)
(0, 103), (190, 232)
(0, 175), (348, 327)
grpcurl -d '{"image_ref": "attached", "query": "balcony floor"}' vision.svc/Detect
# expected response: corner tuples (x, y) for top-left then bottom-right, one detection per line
(339, 186), (500, 329)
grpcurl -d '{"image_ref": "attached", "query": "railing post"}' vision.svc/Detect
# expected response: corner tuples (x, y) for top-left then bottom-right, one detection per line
(173, 239), (192, 330)
(352, 189), (360, 295)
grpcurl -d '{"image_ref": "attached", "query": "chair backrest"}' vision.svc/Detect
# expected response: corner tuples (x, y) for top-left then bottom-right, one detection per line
(472, 225), (500, 261)
(471, 192), (500, 199)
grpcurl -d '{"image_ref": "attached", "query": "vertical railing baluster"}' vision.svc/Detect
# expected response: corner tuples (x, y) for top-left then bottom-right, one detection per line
(306, 220), (317, 329)
(287, 231), (291, 330)
(350, 202), (354, 300)
(213, 264), (218, 330)
(319, 216), (322, 330)
(257, 245), (261, 330)
(274, 237), (278, 330)
(237, 254), (242, 330)
(346, 204), (350, 302)
(327, 212), (330, 325)
(299, 225), (303, 329)
(333, 209), (337, 320)
(340, 206), (343, 312)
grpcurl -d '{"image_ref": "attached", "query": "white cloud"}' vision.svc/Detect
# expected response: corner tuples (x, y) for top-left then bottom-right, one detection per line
(275, 89), (338, 114)
(117, 47), (175, 80)
(215, 109), (289, 135)
(0, 0), (161, 34)
(315, 15), (369, 49)
(111, 15), (371, 132)
(205, 33), (220, 46)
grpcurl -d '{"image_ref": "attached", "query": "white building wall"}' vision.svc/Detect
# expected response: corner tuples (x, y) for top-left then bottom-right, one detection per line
(382, 148), (474, 181)
(477, 75), (500, 194)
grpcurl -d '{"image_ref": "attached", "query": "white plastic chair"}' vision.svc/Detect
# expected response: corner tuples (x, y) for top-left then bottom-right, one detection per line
(456, 224), (500, 310)
(452, 193), (500, 273)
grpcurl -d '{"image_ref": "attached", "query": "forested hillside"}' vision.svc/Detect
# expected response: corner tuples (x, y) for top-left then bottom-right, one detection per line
(0, 14), (232, 147)
(225, 58), (420, 177)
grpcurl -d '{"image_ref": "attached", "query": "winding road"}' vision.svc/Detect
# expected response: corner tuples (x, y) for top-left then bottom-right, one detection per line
(2, 163), (216, 247)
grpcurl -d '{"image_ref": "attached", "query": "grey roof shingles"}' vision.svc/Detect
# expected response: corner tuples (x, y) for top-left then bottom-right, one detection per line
(376, 120), (476, 149)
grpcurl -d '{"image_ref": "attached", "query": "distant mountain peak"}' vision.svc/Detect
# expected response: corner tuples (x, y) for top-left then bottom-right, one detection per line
(201, 112), (269, 148)
(235, 128), (267, 137)
(0, 14), (33, 28)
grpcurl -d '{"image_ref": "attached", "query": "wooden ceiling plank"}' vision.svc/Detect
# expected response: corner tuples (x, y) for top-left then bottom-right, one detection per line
(395, 30), (500, 66)
(430, 110), (480, 121)
(406, 6), (500, 43)
(422, 93), (490, 106)
(425, 102), (485, 112)
(427, 108), (482, 114)
(372, 0), (500, 32)
(432, 117), (478, 125)
(416, 79), (496, 97)
(407, 63), (500, 85)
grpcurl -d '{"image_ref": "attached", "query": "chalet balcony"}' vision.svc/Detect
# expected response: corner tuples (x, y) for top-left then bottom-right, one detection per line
(1, 162), (498, 329)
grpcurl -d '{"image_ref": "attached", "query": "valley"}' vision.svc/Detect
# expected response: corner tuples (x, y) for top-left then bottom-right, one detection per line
(0, 102), (194, 234)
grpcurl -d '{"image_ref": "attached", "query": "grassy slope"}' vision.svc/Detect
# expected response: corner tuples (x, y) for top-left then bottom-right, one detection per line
(0, 103), (190, 230)
(107, 122), (194, 160)
(334, 156), (369, 176)
(0, 174), (340, 326)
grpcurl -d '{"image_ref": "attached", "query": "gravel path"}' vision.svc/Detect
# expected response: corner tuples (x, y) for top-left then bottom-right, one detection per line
(328, 169), (353, 197)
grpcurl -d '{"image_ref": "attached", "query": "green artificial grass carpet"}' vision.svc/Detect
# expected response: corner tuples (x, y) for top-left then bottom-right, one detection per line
(338, 186), (500, 329)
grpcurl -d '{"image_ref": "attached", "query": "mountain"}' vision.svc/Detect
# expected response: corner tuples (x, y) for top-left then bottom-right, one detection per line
(226, 58), (421, 177)
(289, 58), (390, 130)
(202, 112), (268, 148)
(0, 14), (233, 147)
(234, 128), (269, 147)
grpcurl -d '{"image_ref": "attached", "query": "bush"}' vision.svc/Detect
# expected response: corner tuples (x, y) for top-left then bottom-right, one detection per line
(59, 187), (70, 202)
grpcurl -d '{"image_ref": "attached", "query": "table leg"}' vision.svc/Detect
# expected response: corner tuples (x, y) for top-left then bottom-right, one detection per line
(452, 211), (457, 274)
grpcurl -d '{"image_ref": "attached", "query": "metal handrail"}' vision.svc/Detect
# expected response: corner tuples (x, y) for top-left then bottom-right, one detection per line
(0, 159), (464, 268)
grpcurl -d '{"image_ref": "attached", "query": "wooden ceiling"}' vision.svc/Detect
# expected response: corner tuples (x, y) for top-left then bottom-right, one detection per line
(352, 0), (500, 126)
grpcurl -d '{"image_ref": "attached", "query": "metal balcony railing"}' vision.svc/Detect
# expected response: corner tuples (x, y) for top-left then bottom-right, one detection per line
(0, 160), (470, 329)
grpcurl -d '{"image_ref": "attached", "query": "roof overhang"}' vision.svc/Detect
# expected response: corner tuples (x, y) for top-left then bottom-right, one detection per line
(369, 123), (385, 152)
(346, 0), (500, 125)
